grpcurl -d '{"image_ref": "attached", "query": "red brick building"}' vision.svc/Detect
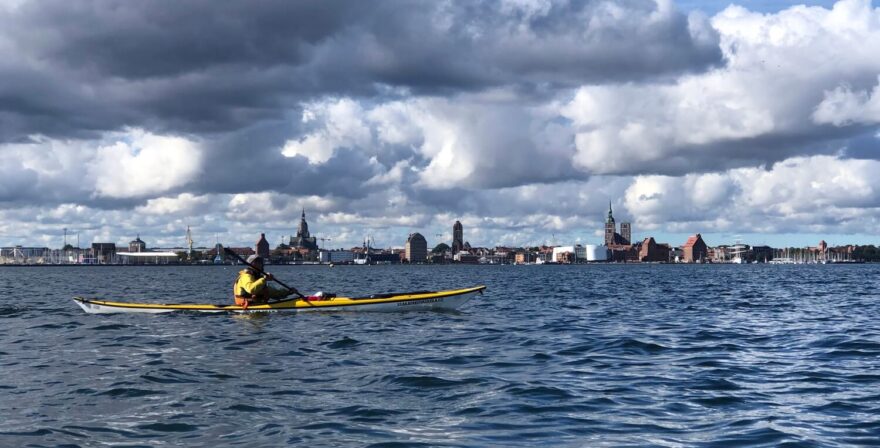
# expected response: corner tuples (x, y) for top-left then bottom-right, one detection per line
(682, 234), (708, 263)
(639, 237), (670, 262)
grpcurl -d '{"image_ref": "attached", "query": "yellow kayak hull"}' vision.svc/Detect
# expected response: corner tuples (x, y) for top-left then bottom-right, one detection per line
(73, 286), (486, 314)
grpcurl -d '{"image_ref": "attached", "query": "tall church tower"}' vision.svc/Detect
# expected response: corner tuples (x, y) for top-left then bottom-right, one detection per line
(620, 222), (631, 245)
(604, 202), (616, 246)
(452, 220), (464, 254)
(289, 209), (318, 251)
(297, 209), (310, 239)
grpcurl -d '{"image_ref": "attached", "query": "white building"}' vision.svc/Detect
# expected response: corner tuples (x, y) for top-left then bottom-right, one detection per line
(116, 251), (179, 264)
(552, 245), (586, 263)
(585, 245), (608, 261)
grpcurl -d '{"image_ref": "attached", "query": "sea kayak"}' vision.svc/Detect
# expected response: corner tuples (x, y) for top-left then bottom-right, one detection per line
(72, 285), (485, 314)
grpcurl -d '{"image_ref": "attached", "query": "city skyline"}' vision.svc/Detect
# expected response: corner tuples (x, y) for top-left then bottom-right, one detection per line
(1, 211), (873, 254)
(0, 0), (878, 250)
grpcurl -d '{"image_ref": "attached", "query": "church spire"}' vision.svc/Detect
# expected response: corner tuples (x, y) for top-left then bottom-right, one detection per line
(297, 209), (310, 238)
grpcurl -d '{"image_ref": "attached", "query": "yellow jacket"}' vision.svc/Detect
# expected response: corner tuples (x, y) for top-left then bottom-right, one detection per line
(233, 269), (288, 304)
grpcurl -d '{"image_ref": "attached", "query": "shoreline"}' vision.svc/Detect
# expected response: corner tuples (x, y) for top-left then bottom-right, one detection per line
(0, 261), (872, 267)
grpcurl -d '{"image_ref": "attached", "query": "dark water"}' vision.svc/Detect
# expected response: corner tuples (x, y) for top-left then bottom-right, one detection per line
(1, 264), (879, 447)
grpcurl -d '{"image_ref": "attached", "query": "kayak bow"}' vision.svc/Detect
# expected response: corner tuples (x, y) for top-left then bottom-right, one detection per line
(72, 286), (485, 314)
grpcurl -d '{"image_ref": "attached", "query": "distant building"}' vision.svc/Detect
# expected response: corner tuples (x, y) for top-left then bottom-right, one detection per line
(91, 243), (117, 264)
(682, 234), (708, 263)
(639, 237), (669, 262)
(255, 233), (270, 259)
(609, 245), (639, 262)
(552, 245), (586, 263)
(454, 252), (480, 264)
(585, 245), (608, 261)
(452, 220), (464, 254)
(117, 251), (178, 265)
(319, 250), (354, 264)
(367, 252), (401, 264)
(405, 232), (428, 263)
(604, 202), (632, 246)
(129, 235), (146, 253)
(604, 203), (616, 246)
(752, 245), (773, 263)
(289, 209), (318, 252)
(620, 223), (631, 246)
(817, 240), (828, 261)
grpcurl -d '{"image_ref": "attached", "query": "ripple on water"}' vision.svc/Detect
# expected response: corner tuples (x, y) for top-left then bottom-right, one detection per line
(95, 388), (166, 398)
(505, 384), (577, 400)
(385, 375), (484, 389)
(328, 336), (360, 349)
(138, 422), (200, 433)
(0, 305), (26, 318)
(225, 404), (274, 413)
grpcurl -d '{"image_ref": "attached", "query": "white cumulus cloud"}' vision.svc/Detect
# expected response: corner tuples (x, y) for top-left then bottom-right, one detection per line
(90, 129), (202, 199)
(562, 0), (880, 175)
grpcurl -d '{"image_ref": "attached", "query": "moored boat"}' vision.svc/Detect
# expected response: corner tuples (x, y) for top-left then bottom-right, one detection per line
(73, 286), (485, 314)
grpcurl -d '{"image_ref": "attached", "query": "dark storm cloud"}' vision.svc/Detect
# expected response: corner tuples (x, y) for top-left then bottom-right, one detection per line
(0, 0), (721, 142)
(187, 121), (383, 200)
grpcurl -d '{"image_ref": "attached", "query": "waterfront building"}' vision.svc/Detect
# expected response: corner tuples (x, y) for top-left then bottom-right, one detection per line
(367, 252), (401, 264)
(128, 235), (146, 253)
(753, 245), (774, 263)
(609, 245), (639, 262)
(117, 251), (179, 265)
(319, 250), (354, 264)
(552, 245), (586, 263)
(639, 237), (670, 262)
(289, 209), (319, 252)
(405, 232), (428, 263)
(256, 233), (270, 260)
(454, 252), (480, 264)
(585, 244), (608, 261)
(91, 243), (117, 264)
(682, 234), (708, 263)
(452, 220), (464, 254)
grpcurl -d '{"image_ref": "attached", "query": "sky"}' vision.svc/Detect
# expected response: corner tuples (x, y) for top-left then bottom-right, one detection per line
(1, 0), (879, 250)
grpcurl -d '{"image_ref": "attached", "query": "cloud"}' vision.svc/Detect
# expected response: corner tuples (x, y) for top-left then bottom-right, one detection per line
(814, 76), (880, 126)
(561, 0), (880, 175)
(136, 193), (213, 216)
(282, 94), (581, 189)
(282, 98), (372, 164)
(0, 129), (202, 206)
(90, 130), (203, 198)
(0, 0), (719, 143)
(1, 1), (880, 249)
(624, 155), (880, 234)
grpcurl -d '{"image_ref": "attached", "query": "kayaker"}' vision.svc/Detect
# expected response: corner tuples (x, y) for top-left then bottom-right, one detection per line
(233, 255), (293, 306)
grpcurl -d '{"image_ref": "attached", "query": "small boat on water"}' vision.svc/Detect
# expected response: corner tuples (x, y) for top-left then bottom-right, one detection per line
(73, 286), (485, 314)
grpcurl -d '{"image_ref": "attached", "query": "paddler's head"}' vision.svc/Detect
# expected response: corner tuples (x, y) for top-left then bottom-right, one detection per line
(246, 254), (264, 271)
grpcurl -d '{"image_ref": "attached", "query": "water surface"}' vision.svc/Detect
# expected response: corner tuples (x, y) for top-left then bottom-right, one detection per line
(1, 264), (878, 446)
